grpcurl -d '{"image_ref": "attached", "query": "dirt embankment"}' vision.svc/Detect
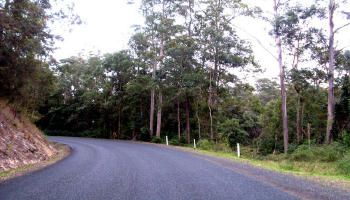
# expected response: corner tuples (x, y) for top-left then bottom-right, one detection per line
(0, 101), (57, 172)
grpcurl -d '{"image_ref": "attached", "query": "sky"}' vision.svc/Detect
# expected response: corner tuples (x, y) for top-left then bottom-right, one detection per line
(53, 0), (142, 58)
(52, 0), (350, 83)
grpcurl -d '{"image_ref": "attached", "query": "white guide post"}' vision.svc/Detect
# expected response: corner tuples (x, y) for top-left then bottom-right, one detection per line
(166, 136), (168, 146)
(194, 139), (196, 149)
(237, 143), (240, 158)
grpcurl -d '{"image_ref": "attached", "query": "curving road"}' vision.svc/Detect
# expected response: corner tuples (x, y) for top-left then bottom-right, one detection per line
(0, 137), (349, 200)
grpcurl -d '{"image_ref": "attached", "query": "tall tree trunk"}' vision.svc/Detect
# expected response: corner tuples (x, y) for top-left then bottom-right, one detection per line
(118, 108), (121, 139)
(156, 91), (162, 137)
(177, 99), (181, 140)
(187, 0), (193, 38)
(326, 0), (335, 144)
(208, 68), (214, 140)
(301, 103), (305, 140)
(308, 123), (311, 149)
(196, 101), (201, 139)
(185, 96), (191, 144)
(155, 0), (165, 138)
(149, 36), (157, 138)
(274, 0), (288, 153)
(296, 92), (301, 145)
(208, 105), (213, 140)
(149, 37), (157, 138)
(203, 118), (207, 134)
(132, 129), (137, 141)
(104, 121), (107, 138)
(294, 38), (301, 145)
(140, 103), (143, 119)
(150, 88), (155, 138)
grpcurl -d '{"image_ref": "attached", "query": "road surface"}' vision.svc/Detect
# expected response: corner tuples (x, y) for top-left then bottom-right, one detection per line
(0, 137), (349, 200)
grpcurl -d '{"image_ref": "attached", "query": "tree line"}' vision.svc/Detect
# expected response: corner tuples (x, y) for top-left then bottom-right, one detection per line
(1, 0), (350, 154)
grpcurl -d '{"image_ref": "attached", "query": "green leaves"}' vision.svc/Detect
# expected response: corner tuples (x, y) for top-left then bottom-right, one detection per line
(219, 118), (248, 147)
(0, 0), (78, 98)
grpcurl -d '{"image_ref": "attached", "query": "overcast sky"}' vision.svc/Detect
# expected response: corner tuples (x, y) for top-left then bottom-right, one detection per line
(53, 0), (350, 83)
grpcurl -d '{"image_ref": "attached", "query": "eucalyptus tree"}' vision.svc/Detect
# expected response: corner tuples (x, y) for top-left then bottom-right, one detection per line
(165, 0), (199, 143)
(271, 0), (289, 153)
(305, 0), (350, 143)
(325, 0), (350, 144)
(141, 0), (178, 138)
(124, 75), (153, 140)
(277, 3), (324, 144)
(195, 0), (255, 141)
(103, 51), (134, 137)
(327, 0), (336, 144)
(129, 32), (152, 76)
(129, 31), (154, 138)
(164, 35), (201, 143)
(56, 57), (88, 104)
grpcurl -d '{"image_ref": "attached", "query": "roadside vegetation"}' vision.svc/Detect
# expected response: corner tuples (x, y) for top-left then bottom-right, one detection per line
(1, 0), (350, 182)
(161, 138), (350, 181)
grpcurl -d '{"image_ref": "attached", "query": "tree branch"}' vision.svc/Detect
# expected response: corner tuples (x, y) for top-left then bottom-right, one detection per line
(232, 24), (278, 61)
(334, 22), (350, 34)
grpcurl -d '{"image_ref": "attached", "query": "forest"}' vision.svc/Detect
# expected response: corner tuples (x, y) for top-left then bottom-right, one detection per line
(1, 0), (350, 176)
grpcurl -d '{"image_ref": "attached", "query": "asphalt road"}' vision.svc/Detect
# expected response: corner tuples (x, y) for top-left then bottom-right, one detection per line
(0, 137), (348, 200)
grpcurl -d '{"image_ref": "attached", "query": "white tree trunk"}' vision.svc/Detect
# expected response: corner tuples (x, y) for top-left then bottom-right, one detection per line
(177, 100), (181, 140)
(156, 91), (162, 137)
(326, 0), (335, 144)
(155, 0), (165, 138)
(149, 60), (156, 138)
(274, 0), (289, 153)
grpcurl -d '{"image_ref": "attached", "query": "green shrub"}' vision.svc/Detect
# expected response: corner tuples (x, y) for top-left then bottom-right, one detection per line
(291, 147), (312, 162)
(151, 137), (162, 144)
(197, 139), (214, 150)
(255, 137), (275, 156)
(228, 130), (248, 149)
(322, 142), (346, 162)
(342, 130), (350, 148)
(337, 154), (350, 175)
(290, 143), (345, 162)
(213, 143), (232, 153)
(169, 138), (180, 146)
(219, 119), (248, 148)
(179, 136), (187, 145)
(287, 143), (298, 154)
(137, 127), (151, 142)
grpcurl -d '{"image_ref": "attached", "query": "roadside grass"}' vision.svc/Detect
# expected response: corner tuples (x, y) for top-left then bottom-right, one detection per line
(168, 142), (350, 183)
(0, 165), (32, 179)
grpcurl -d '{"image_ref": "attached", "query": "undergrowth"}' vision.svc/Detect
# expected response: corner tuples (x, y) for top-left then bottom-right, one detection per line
(182, 139), (350, 180)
